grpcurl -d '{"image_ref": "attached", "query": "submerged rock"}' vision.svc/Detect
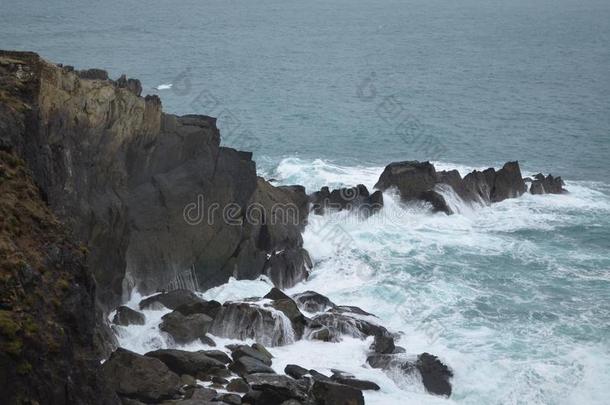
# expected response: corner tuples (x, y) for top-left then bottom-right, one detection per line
(101, 348), (181, 403)
(112, 305), (146, 326)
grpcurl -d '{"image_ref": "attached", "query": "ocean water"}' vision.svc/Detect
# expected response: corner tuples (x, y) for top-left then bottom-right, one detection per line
(3, 0), (610, 403)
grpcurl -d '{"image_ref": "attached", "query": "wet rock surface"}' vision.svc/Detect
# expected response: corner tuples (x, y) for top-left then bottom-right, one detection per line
(113, 306), (146, 326)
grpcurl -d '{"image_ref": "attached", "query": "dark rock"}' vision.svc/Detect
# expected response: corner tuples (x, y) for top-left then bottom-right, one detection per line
(311, 380), (364, 405)
(181, 374), (197, 387)
(284, 364), (309, 379)
(175, 300), (222, 318)
(420, 189), (452, 214)
(530, 173), (566, 195)
(217, 393), (242, 405)
(252, 343), (274, 361)
(331, 305), (375, 317)
(244, 373), (310, 403)
(185, 387), (217, 401)
(370, 334), (395, 354)
(139, 290), (205, 310)
(209, 302), (296, 346)
(203, 350), (232, 364)
(229, 356), (276, 376)
(227, 378), (250, 393)
(145, 349), (226, 376)
(330, 376), (380, 391)
(393, 346), (407, 354)
(212, 376), (230, 385)
(116, 74), (143, 96)
(374, 161), (437, 200)
(242, 390), (263, 404)
(101, 348), (181, 402)
(112, 305), (146, 326)
(232, 345), (273, 366)
(264, 287), (292, 301)
(310, 184), (383, 216)
(491, 161), (527, 202)
(366, 353), (403, 369)
(201, 334), (217, 346)
(415, 353), (453, 397)
(291, 291), (336, 313)
(159, 311), (213, 344)
(309, 369), (332, 382)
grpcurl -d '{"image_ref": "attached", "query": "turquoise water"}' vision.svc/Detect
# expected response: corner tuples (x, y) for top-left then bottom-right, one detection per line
(2, 0), (610, 403)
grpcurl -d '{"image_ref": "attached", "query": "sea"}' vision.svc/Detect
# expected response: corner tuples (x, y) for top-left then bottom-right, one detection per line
(2, 0), (609, 403)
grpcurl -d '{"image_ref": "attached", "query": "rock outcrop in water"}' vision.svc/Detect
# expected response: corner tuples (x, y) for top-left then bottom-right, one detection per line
(373, 160), (562, 214)
(309, 184), (383, 216)
(0, 50), (311, 310)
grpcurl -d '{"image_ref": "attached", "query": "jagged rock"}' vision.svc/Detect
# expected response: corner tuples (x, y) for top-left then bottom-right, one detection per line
(227, 378), (250, 393)
(292, 291), (336, 313)
(415, 353), (453, 397)
(331, 305), (375, 317)
(139, 290), (205, 311)
(370, 334), (395, 354)
(229, 355), (276, 376)
(420, 189), (452, 214)
(145, 349), (226, 376)
(0, 51), (312, 309)
(232, 345), (273, 366)
(244, 373), (310, 403)
(101, 348), (181, 403)
(175, 300), (222, 318)
(311, 380), (364, 405)
(285, 364), (309, 379)
(374, 161), (437, 199)
(491, 161), (527, 202)
(159, 311), (213, 344)
(265, 287), (292, 301)
(112, 305), (146, 326)
(309, 184), (383, 216)
(116, 74), (143, 96)
(330, 376), (380, 391)
(209, 301), (296, 346)
(530, 173), (566, 194)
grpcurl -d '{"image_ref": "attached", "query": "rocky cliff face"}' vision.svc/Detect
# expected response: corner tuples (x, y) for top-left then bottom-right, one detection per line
(0, 150), (116, 404)
(0, 51), (310, 310)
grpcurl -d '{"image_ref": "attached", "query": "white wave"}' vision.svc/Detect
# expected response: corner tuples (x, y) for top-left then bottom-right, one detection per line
(155, 83), (173, 90)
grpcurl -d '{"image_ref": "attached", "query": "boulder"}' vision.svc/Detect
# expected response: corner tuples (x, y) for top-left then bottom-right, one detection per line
(491, 161), (527, 202)
(174, 300), (222, 318)
(229, 356), (275, 376)
(308, 312), (388, 342)
(185, 387), (217, 401)
(309, 369), (332, 382)
(217, 393), (242, 405)
(139, 290), (205, 311)
(530, 173), (566, 195)
(284, 364), (309, 379)
(159, 311), (213, 344)
(330, 376), (380, 391)
(101, 348), (181, 402)
(252, 343), (274, 360)
(145, 349), (226, 376)
(310, 380), (364, 405)
(244, 373), (310, 403)
(232, 345), (273, 366)
(202, 350), (232, 364)
(291, 291), (336, 313)
(415, 353), (453, 397)
(374, 161), (437, 200)
(227, 378), (250, 393)
(112, 306), (146, 326)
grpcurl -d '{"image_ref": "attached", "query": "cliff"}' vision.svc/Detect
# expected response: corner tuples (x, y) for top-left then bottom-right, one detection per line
(0, 150), (116, 404)
(0, 50), (310, 310)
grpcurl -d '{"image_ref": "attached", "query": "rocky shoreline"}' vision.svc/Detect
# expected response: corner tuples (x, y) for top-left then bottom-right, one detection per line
(0, 51), (567, 404)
